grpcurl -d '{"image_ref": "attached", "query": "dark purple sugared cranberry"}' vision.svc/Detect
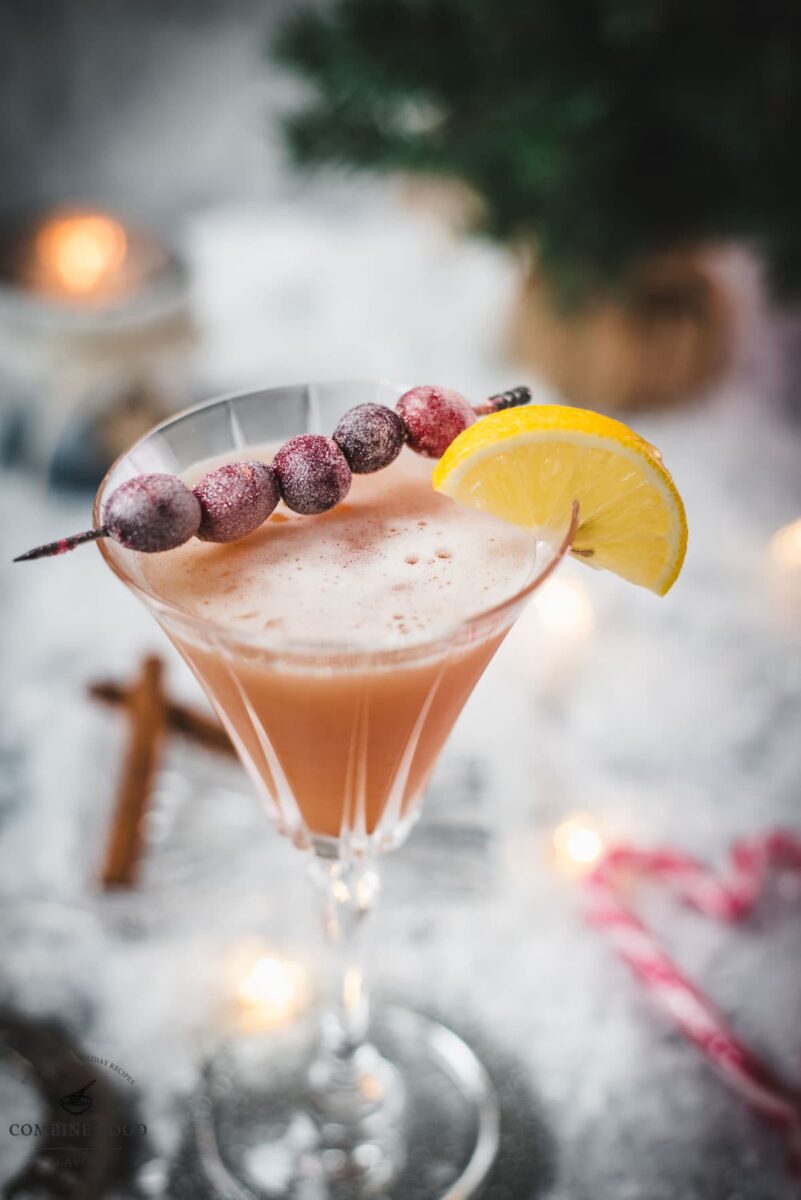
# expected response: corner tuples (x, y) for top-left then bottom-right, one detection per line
(104, 473), (201, 552)
(273, 434), (352, 515)
(194, 460), (279, 543)
(333, 403), (406, 474)
(396, 385), (475, 458)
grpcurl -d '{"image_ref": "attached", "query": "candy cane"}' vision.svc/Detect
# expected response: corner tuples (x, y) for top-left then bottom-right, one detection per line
(584, 831), (801, 1176)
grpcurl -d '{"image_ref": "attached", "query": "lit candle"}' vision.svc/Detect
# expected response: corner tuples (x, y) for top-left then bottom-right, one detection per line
(0, 207), (188, 476)
(25, 210), (130, 304)
(12, 206), (176, 315)
(33, 212), (128, 299)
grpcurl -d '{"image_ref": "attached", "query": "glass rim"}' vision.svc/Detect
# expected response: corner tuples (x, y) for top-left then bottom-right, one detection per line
(92, 381), (578, 665)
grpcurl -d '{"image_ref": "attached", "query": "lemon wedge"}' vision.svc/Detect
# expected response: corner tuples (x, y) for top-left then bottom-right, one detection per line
(432, 405), (687, 595)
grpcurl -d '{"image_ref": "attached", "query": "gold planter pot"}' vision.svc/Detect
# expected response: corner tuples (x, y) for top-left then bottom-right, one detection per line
(510, 249), (733, 411)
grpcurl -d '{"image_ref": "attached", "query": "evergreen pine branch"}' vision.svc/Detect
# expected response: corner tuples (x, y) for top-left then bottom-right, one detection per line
(273, 0), (801, 302)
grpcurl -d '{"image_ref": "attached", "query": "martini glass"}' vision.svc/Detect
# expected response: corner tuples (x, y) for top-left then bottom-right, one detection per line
(93, 381), (576, 1199)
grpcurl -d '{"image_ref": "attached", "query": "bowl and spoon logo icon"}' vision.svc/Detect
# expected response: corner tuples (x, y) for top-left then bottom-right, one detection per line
(59, 1078), (96, 1116)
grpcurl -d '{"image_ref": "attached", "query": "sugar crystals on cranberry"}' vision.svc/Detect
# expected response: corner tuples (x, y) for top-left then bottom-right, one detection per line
(333, 403), (406, 474)
(194, 460), (279, 543)
(272, 434), (352, 515)
(396, 385), (475, 459)
(104, 474), (202, 553)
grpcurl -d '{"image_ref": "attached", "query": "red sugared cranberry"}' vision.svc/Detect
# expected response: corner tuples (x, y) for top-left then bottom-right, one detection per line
(333, 403), (406, 474)
(104, 474), (201, 553)
(273, 434), (352, 515)
(194, 460), (279, 543)
(396, 385), (475, 458)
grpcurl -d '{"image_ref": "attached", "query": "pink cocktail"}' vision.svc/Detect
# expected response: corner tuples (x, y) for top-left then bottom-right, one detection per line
(95, 381), (574, 1198)
(139, 447), (538, 847)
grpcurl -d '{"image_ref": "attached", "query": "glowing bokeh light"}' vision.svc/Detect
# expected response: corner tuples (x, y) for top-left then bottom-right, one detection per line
(237, 955), (308, 1029)
(34, 212), (128, 296)
(553, 814), (605, 874)
(532, 575), (595, 639)
(771, 519), (801, 572)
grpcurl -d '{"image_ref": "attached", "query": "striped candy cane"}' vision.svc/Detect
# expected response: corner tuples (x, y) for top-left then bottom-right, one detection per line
(584, 832), (801, 1175)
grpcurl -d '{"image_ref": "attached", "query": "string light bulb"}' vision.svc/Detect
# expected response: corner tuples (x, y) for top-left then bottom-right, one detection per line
(532, 575), (595, 640)
(237, 955), (309, 1031)
(553, 814), (605, 875)
(770, 519), (801, 571)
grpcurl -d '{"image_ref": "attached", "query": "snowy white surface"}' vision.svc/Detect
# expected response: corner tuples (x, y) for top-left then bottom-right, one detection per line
(1, 195), (801, 1199)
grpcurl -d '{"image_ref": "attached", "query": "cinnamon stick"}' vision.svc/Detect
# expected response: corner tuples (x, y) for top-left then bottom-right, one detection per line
(100, 656), (166, 889)
(88, 680), (234, 757)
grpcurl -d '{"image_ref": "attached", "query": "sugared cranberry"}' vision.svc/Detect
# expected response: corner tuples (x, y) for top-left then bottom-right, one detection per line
(396, 386), (475, 458)
(273, 434), (352, 515)
(194, 460), (279, 543)
(333, 403), (406, 474)
(104, 474), (201, 553)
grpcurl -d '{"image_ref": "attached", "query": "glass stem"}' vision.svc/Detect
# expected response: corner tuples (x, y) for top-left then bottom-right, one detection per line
(307, 852), (386, 1123)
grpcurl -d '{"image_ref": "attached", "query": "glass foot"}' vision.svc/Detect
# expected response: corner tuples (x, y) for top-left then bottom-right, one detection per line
(194, 1006), (501, 1199)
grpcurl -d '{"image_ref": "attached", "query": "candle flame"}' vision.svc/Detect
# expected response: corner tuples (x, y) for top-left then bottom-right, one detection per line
(34, 213), (128, 296)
